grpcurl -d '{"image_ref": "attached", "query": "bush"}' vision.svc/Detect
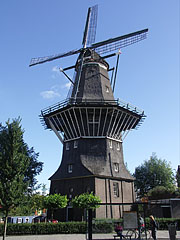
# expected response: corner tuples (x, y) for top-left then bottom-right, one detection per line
(1, 218), (180, 236)
(145, 218), (180, 230)
(0, 222), (87, 236)
(92, 222), (113, 233)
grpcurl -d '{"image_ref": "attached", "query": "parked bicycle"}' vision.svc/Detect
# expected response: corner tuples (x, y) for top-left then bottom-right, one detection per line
(126, 227), (151, 239)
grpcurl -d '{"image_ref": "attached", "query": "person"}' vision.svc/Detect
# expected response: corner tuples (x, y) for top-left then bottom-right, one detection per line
(115, 223), (123, 240)
(139, 215), (145, 237)
(149, 215), (157, 240)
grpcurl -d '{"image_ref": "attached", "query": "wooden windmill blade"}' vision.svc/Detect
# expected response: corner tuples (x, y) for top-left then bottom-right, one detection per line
(29, 48), (82, 67)
(82, 5), (98, 48)
(91, 28), (148, 55)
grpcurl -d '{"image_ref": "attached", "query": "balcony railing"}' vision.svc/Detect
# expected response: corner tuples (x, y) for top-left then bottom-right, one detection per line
(41, 98), (145, 117)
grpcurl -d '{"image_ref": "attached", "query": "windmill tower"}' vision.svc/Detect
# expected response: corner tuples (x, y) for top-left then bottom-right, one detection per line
(30, 5), (148, 221)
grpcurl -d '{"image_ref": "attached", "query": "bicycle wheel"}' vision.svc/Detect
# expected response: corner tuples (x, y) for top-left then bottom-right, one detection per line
(146, 230), (151, 240)
(140, 229), (151, 239)
(126, 229), (138, 239)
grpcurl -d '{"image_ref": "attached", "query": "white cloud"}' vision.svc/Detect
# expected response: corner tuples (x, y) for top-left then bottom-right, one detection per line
(40, 90), (60, 99)
(52, 66), (60, 73)
(64, 82), (71, 89)
(51, 66), (61, 79)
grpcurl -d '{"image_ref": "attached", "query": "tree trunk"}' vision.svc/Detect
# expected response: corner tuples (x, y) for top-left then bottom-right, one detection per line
(51, 210), (54, 221)
(3, 211), (8, 240)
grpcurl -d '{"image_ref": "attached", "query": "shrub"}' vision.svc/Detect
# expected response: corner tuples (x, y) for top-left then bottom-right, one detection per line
(92, 222), (113, 233)
(0, 222), (86, 236)
(0, 218), (180, 236)
(145, 218), (180, 230)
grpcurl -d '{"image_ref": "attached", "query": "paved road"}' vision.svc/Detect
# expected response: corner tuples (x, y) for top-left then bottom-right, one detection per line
(0, 231), (180, 239)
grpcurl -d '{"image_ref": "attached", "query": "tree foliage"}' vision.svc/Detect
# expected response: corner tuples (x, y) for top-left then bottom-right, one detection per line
(72, 192), (101, 210)
(0, 118), (43, 239)
(24, 147), (43, 191)
(43, 194), (68, 219)
(147, 186), (175, 200)
(176, 166), (180, 188)
(133, 153), (175, 198)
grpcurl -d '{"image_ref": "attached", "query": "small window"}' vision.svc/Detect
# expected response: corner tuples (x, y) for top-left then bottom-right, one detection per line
(66, 142), (70, 150)
(106, 86), (109, 93)
(74, 140), (78, 148)
(114, 163), (119, 172)
(54, 188), (58, 194)
(68, 164), (73, 173)
(86, 186), (91, 193)
(117, 142), (120, 151)
(113, 182), (119, 197)
(69, 187), (74, 193)
(69, 187), (73, 199)
(109, 140), (113, 149)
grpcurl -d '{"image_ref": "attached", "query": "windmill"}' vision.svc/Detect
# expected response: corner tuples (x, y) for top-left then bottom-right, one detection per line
(30, 5), (148, 221)
(30, 5), (148, 98)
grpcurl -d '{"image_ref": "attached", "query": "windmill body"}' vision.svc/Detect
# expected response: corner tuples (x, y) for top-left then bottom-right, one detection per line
(31, 5), (148, 220)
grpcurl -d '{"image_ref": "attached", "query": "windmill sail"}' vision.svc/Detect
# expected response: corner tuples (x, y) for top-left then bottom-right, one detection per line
(91, 28), (148, 55)
(29, 49), (81, 67)
(82, 5), (98, 48)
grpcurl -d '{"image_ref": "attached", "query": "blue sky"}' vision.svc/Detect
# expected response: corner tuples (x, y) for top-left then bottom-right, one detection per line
(0, 0), (179, 190)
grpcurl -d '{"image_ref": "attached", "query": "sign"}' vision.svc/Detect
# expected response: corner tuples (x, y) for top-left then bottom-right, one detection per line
(123, 211), (138, 229)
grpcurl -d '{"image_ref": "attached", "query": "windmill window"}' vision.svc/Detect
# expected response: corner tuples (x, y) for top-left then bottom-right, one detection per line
(54, 188), (58, 194)
(66, 142), (70, 150)
(114, 163), (119, 172)
(69, 187), (74, 193)
(109, 140), (113, 149)
(74, 140), (78, 148)
(106, 86), (109, 93)
(113, 182), (119, 197)
(117, 142), (120, 151)
(86, 186), (91, 193)
(68, 164), (73, 173)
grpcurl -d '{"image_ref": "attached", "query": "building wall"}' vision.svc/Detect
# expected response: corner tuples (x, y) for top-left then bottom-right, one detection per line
(50, 175), (134, 221)
(95, 177), (134, 219)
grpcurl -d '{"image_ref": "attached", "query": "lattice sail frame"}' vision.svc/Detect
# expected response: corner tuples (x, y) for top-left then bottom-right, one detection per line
(40, 99), (146, 144)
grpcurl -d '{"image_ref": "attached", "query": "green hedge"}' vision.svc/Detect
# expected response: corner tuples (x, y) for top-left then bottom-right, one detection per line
(0, 218), (180, 236)
(95, 218), (180, 231)
(92, 221), (113, 233)
(0, 222), (86, 236)
(145, 218), (180, 230)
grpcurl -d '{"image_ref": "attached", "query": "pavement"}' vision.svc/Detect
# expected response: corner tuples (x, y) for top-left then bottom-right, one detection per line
(0, 231), (180, 240)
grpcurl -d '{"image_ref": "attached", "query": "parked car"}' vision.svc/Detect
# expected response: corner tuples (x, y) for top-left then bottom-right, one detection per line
(50, 219), (58, 223)
(33, 215), (47, 223)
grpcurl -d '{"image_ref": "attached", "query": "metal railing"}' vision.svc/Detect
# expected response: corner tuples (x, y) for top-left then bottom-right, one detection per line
(41, 98), (145, 117)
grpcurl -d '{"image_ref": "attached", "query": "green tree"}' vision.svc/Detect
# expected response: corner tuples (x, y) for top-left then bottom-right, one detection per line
(29, 193), (45, 214)
(43, 194), (68, 220)
(0, 118), (43, 240)
(147, 186), (175, 200)
(133, 153), (175, 198)
(176, 166), (180, 188)
(24, 147), (43, 192)
(41, 183), (48, 196)
(9, 194), (45, 217)
(72, 192), (101, 210)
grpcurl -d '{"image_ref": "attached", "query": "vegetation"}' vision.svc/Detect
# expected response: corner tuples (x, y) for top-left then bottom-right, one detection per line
(0, 118), (43, 240)
(0, 218), (180, 236)
(147, 186), (178, 200)
(176, 166), (180, 188)
(71, 192), (101, 210)
(43, 194), (68, 220)
(8, 184), (48, 216)
(0, 222), (87, 235)
(133, 153), (175, 198)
